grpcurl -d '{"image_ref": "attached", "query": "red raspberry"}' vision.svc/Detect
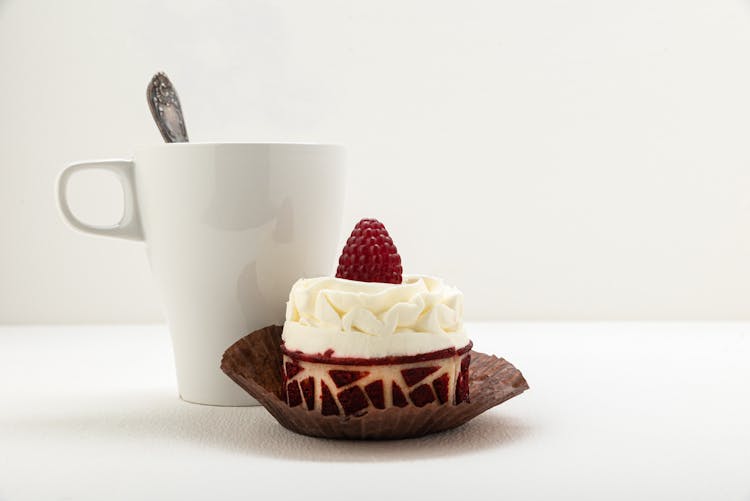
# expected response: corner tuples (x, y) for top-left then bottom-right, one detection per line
(335, 218), (402, 284)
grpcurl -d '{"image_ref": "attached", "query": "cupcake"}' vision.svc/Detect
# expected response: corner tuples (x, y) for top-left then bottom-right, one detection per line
(280, 218), (472, 416)
(221, 217), (529, 439)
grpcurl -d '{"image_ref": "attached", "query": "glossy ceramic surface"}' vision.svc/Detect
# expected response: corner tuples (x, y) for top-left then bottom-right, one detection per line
(57, 143), (346, 405)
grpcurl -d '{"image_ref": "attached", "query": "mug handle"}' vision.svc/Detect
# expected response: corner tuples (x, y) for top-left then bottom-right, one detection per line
(56, 159), (144, 241)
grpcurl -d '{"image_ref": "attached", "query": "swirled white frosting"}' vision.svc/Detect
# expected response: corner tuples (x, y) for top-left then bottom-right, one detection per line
(282, 275), (470, 358)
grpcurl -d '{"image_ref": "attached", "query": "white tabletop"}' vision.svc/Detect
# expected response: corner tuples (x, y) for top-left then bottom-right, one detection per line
(0, 323), (748, 501)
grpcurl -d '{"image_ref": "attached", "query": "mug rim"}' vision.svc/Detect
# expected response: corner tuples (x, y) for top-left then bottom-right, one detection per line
(138, 141), (344, 149)
(134, 142), (345, 158)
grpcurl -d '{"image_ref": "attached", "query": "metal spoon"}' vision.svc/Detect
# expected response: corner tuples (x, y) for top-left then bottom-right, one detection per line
(147, 72), (189, 143)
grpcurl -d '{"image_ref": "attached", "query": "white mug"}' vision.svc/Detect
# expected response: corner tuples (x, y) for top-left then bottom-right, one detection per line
(57, 143), (346, 406)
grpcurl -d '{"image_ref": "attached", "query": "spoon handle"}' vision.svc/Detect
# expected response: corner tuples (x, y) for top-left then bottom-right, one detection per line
(147, 72), (189, 143)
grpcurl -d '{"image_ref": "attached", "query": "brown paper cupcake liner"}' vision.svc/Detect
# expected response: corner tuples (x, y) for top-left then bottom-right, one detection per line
(221, 325), (529, 440)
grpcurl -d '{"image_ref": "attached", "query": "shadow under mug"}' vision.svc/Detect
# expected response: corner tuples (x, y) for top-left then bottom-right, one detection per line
(56, 143), (346, 406)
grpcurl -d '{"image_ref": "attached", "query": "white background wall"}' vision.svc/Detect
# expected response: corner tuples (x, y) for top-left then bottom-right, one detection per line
(2, 0), (750, 323)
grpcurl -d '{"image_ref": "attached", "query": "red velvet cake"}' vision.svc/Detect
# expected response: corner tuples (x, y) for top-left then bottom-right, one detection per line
(280, 219), (472, 416)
